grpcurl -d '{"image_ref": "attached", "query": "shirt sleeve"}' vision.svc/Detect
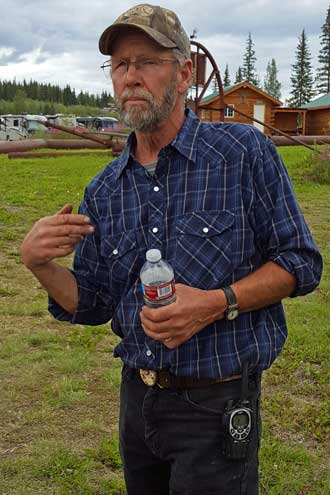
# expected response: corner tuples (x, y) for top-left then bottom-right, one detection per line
(249, 136), (323, 297)
(48, 191), (114, 325)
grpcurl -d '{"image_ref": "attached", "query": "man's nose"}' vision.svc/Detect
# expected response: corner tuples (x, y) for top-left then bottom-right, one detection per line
(125, 62), (141, 86)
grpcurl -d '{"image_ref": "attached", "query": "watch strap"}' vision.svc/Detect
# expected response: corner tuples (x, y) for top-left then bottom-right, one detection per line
(222, 286), (238, 307)
(222, 286), (239, 320)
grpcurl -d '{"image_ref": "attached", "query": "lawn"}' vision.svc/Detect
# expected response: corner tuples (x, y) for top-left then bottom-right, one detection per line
(0, 146), (329, 494)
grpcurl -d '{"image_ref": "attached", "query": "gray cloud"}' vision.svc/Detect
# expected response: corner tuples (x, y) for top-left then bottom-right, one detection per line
(0, 0), (328, 99)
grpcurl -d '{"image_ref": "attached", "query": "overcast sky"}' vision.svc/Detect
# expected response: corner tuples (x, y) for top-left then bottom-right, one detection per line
(0, 0), (329, 103)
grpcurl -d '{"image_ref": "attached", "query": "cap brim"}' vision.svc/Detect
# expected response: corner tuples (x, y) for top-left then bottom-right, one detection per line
(99, 23), (177, 55)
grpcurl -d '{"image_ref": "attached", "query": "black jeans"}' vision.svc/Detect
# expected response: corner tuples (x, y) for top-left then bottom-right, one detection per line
(119, 366), (262, 495)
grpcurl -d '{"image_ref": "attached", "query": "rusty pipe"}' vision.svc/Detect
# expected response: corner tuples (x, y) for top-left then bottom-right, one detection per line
(39, 120), (112, 146)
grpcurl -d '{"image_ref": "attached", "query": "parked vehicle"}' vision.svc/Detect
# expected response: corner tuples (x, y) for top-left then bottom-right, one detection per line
(0, 115), (29, 141)
(76, 116), (121, 132)
(24, 115), (48, 134)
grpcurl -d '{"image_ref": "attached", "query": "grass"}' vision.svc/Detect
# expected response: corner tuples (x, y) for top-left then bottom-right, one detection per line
(0, 145), (329, 494)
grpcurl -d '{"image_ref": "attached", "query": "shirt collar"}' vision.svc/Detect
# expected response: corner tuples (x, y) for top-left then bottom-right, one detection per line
(115, 109), (201, 180)
(170, 108), (201, 163)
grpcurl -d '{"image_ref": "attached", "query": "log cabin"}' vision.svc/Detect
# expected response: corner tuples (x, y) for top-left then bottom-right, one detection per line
(301, 93), (330, 135)
(199, 81), (282, 135)
(199, 83), (330, 137)
(273, 94), (330, 136)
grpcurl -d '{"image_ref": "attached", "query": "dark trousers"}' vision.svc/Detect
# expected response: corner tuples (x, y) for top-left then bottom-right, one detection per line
(119, 366), (262, 495)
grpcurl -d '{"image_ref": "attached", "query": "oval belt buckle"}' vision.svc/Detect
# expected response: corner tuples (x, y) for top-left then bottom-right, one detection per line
(140, 369), (157, 386)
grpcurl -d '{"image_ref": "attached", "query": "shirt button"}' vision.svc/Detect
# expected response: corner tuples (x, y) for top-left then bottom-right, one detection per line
(113, 249), (119, 255)
(146, 350), (152, 357)
(203, 227), (209, 233)
(153, 186), (160, 192)
(152, 227), (158, 234)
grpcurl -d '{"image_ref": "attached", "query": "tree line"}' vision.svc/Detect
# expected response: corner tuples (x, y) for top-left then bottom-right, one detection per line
(215, 5), (330, 107)
(0, 79), (114, 116)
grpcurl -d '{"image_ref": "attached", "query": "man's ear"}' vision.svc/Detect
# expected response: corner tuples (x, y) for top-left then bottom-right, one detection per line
(177, 59), (193, 95)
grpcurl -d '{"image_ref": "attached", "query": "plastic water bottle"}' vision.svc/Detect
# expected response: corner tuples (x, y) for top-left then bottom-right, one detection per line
(140, 249), (176, 307)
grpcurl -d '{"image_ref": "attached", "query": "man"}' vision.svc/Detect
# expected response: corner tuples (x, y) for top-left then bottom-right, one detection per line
(21, 4), (322, 495)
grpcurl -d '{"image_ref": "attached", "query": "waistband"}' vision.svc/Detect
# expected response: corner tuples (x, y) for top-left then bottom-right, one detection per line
(137, 368), (242, 389)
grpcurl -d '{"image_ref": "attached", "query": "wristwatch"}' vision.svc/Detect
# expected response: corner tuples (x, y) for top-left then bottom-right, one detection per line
(221, 286), (239, 320)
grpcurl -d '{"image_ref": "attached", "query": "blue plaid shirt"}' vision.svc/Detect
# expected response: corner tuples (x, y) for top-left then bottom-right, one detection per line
(49, 110), (322, 379)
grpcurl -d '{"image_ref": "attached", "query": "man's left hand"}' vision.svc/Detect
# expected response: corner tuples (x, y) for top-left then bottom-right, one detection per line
(140, 283), (226, 349)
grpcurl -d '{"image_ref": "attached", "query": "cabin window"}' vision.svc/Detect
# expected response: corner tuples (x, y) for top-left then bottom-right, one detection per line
(13, 119), (19, 126)
(225, 104), (235, 118)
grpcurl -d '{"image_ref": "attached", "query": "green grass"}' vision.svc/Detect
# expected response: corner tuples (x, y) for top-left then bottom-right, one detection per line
(0, 146), (329, 494)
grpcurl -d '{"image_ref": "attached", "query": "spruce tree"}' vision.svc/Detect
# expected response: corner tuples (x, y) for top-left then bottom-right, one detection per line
(223, 64), (231, 87)
(242, 33), (259, 86)
(212, 75), (219, 93)
(235, 66), (243, 84)
(316, 6), (330, 94)
(264, 59), (281, 100)
(289, 29), (314, 107)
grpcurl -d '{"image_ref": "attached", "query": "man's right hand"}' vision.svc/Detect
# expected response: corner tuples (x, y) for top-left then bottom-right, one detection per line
(20, 204), (95, 272)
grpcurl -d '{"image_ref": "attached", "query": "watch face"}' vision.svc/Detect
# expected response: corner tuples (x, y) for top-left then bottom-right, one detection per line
(227, 308), (239, 320)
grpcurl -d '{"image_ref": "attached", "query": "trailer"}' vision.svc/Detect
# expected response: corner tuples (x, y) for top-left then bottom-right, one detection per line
(76, 116), (121, 132)
(0, 115), (29, 141)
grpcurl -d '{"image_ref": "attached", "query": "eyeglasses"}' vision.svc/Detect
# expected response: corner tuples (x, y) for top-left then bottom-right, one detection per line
(101, 56), (178, 78)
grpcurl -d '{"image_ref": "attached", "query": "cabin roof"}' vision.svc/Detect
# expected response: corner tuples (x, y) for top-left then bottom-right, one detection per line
(301, 93), (330, 108)
(200, 81), (283, 106)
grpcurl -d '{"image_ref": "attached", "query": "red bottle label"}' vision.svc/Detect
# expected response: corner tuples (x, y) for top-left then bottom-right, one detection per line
(143, 279), (175, 302)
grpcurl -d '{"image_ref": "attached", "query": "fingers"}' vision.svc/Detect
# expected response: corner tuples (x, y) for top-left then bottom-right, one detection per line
(21, 205), (95, 271)
(56, 204), (73, 215)
(51, 223), (94, 237)
(51, 212), (92, 227)
(140, 311), (171, 333)
(140, 304), (173, 323)
(42, 235), (84, 248)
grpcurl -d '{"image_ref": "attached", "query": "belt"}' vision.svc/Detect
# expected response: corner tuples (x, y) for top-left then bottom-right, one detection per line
(139, 369), (242, 389)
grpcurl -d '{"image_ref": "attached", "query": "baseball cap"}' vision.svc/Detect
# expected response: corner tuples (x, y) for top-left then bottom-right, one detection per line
(99, 4), (191, 60)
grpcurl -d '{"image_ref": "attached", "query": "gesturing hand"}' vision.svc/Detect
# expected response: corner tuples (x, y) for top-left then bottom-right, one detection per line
(140, 283), (226, 349)
(20, 204), (94, 271)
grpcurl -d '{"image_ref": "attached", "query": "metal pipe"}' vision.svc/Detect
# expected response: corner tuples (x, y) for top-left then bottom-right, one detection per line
(205, 105), (319, 153)
(39, 120), (113, 146)
(0, 139), (106, 154)
(8, 151), (115, 159)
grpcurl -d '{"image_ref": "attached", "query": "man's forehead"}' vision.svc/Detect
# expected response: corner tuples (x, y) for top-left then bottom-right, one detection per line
(111, 28), (170, 56)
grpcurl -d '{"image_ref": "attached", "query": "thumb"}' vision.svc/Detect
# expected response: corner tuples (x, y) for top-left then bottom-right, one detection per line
(56, 204), (73, 215)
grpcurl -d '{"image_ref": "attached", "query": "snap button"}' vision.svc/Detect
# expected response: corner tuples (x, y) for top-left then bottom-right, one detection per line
(153, 186), (160, 192)
(152, 227), (158, 234)
(113, 249), (119, 255)
(146, 350), (152, 357)
(202, 227), (209, 233)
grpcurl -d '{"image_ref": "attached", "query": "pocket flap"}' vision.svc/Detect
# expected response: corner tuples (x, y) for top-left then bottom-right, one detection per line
(101, 230), (137, 258)
(176, 210), (235, 238)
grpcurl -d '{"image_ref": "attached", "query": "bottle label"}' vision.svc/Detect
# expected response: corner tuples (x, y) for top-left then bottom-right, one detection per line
(142, 279), (175, 303)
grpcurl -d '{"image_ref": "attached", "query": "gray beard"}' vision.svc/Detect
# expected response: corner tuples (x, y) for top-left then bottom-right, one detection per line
(116, 80), (177, 132)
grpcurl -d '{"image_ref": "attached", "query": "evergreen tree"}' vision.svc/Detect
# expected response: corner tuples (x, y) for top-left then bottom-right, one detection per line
(289, 29), (314, 107)
(242, 33), (259, 86)
(0, 77), (110, 110)
(235, 66), (243, 84)
(264, 59), (281, 100)
(316, 6), (330, 94)
(211, 75), (219, 93)
(223, 64), (231, 87)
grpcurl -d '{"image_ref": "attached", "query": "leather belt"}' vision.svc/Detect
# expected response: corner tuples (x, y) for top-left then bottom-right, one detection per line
(139, 369), (242, 389)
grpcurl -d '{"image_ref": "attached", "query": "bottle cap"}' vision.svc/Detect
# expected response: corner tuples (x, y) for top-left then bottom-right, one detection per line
(146, 249), (162, 263)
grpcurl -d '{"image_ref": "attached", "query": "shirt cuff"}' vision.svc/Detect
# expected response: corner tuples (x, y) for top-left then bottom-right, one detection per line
(48, 271), (113, 325)
(270, 251), (322, 297)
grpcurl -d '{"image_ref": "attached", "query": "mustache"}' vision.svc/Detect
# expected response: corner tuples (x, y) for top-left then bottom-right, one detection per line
(118, 89), (154, 105)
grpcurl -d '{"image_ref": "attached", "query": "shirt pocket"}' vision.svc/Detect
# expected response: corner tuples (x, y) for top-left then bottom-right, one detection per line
(101, 229), (140, 296)
(175, 210), (235, 289)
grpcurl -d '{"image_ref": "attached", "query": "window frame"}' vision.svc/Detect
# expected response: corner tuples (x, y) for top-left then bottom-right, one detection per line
(225, 104), (235, 118)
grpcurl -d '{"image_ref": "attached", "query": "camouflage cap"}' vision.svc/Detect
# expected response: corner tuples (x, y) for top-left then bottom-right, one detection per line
(99, 4), (191, 60)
